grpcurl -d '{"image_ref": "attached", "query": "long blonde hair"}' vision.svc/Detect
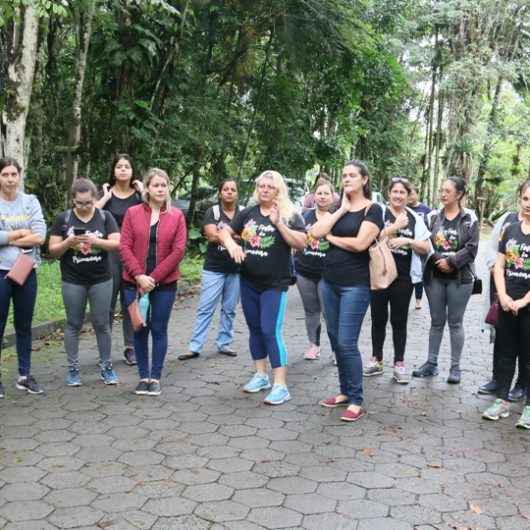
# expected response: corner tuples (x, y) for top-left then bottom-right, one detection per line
(253, 170), (296, 220)
(143, 168), (172, 210)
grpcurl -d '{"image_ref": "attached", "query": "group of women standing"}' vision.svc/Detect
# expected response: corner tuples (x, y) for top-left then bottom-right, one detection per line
(0, 155), (187, 398)
(0, 154), (528, 429)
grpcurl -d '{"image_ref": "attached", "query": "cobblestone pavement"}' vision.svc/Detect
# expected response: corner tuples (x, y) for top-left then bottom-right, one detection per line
(1, 246), (530, 530)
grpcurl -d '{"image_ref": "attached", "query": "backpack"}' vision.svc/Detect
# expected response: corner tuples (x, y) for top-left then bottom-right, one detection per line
(212, 204), (244, 222)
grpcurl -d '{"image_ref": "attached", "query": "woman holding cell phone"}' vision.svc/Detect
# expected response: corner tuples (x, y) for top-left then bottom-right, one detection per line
(49, 178), (120, 387)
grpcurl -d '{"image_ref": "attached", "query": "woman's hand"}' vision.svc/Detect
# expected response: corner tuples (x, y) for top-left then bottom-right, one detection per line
(8, 228), (31, 242)
(511, 298), (528, 315)
(226, 240), (246, 264)
(339, 192), (353, 214)
(499, 293), (516, 313)
(269, 202), (280, 226)
(393, 212), (409, 231)
(133, 180), (144, 193)
(388, 237), (410, 249)
(136, 274), (156, 292)
(435, 258), (453, 273)
(102, 183), (112, 200)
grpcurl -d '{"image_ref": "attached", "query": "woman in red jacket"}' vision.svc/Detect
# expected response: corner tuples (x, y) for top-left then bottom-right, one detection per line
(120, 168), (187, 396)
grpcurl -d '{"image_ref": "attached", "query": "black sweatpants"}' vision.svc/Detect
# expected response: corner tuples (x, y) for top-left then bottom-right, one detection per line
(495, 307), (530, 404)
(370, 278), (414, 364)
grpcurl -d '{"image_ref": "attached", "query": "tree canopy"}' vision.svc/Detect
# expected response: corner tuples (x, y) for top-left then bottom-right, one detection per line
(1, 0), (529, 224)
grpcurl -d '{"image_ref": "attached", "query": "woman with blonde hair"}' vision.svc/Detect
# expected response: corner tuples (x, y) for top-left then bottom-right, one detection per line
(120, 168), (187, 396)
(219, 170), (305, 405)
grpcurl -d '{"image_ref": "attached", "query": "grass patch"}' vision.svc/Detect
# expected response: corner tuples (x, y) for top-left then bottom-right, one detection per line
(179, 253), (203, 283)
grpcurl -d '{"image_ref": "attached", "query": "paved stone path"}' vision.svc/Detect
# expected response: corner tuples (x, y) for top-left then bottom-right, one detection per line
(1, 245), (530, 530)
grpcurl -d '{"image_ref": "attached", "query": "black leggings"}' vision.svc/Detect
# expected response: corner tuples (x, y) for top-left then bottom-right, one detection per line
(370, 278), (413, 363)
(495, 307), (530, 404)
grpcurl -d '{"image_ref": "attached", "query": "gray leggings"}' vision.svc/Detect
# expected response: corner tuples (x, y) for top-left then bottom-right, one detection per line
(296, 274), (323, 346)
(425, 277), (473, 369)
(62, 279), (113, 370)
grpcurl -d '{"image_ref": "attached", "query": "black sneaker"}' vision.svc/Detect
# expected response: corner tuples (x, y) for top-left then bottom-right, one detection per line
(147, 380), (161, 396)
(508, 384), (525, 403)
(447, 368), (461, 385)
(478, 379), (498, 395)
(123, 348), (137, 366)
(16, 375), (43, 394)
(135, 380), (150, 395)
(0, 380), (4, 398)
(412, 362), (439, 378)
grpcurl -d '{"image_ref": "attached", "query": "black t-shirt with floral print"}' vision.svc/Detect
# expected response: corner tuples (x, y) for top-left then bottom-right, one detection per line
(498, 222), (530, 300)
(294, 209), (330, 280)
(384, 209), (416, 280)
(432, 216), (459, 279)
(231, 205), (305, 290)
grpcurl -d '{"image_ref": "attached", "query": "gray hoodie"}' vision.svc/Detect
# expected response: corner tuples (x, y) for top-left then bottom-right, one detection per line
(0, 192), (46, 271)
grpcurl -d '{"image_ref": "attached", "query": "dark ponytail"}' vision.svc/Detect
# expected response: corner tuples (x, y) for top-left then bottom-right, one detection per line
(344, 159), (371, 199)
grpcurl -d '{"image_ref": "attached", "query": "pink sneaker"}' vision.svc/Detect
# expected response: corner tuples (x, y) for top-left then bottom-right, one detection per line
(304, 344), (320, 360)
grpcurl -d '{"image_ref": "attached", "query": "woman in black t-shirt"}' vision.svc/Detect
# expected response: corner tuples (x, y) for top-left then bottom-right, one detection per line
(295, 179), (334, 361)
(179, 180), (241, 361)
(219, 170), (305, 406)
(96, 154), (143, 366)
(364, 178), (430, 384)
(49, 178), (120, 387)
(482, 180), (530, 429)
(310, 160), (383, 423)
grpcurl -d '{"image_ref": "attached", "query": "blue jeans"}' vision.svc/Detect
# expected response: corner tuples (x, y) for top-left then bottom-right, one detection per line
(188, 270), (239, 353)
(320, 279), (370, 405)
(124, 287), (176, 380)
(0, 270), (37, 377)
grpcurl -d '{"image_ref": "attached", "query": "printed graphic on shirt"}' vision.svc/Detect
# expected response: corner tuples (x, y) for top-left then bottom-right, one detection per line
(241, 219), (276, 256)
(0, 213), (31, 228)
(304, 229), (330, 257)
(433, 227), (459, 256)
(504, 238), (530, 279)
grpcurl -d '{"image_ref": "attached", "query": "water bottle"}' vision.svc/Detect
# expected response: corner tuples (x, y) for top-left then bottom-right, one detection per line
(138, 293), (150, 323)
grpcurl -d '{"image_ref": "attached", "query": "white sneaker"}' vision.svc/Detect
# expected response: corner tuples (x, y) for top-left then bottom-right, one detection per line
(393, 363), (410, 384)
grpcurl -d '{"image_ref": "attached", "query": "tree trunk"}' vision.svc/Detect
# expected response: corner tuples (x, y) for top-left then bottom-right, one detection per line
(65, 0), (96, 192)
(474, 76), (503, 213)
(1, 4), (40, 169)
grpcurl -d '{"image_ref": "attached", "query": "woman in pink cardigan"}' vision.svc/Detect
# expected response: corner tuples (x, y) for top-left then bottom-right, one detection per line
(120, 168), (187, 396)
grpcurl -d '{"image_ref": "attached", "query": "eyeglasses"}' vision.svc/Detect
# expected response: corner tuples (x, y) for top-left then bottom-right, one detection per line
(391, 177), (409, 183)
(74, 200), (93, 207)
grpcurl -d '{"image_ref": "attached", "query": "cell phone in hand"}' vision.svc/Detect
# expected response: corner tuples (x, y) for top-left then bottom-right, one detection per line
(73, 228), (87, 236)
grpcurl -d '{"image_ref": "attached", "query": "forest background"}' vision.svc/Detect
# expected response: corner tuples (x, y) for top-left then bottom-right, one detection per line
(1, 0), (530, 229)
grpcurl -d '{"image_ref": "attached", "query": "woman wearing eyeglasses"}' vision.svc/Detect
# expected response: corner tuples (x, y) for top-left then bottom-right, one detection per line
(364, 177), (430, 384)
(412, 177), (479, 384)
(49, 178), (120, 387)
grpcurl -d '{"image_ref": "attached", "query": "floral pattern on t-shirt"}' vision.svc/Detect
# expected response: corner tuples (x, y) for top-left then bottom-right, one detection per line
(505, 238), (530, 271)
(241, 219), (275, 251)
(433, 228), (459, 255)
